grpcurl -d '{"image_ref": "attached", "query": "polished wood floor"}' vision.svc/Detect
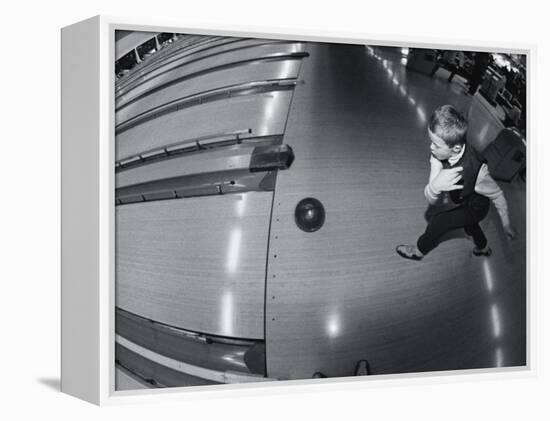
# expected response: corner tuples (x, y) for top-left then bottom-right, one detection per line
(265, 44), (526, 379)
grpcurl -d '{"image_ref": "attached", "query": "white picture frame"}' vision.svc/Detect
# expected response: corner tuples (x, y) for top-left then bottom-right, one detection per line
(61, 15), (533, 406)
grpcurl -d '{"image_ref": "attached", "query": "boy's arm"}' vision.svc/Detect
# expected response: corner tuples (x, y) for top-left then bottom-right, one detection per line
(424, 155), (443, 204)
(475, 164), (514, 233)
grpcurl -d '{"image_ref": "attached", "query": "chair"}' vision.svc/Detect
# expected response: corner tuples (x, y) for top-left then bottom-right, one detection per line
(482, 128), (526, 182)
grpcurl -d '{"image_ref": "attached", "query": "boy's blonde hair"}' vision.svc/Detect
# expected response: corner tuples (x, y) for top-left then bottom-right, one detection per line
(428, 105), (468, 147)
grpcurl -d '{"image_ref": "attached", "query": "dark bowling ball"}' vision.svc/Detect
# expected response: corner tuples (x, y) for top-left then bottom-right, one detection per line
(295, 198), (325, 232)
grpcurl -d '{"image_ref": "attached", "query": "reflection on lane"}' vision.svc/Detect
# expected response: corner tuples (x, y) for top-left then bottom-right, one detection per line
(221, 290), (235, 337)
(369, 46), (429, 126)
(483, 259), (495, 292)
(226, 228), (242, 274)
(491, 304), (502, 339)
(495, 347), (503, 367)
(326, 311), (341, 339)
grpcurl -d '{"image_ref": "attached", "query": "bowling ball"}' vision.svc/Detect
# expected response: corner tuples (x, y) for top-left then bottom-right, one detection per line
(294, 198), (325, 232)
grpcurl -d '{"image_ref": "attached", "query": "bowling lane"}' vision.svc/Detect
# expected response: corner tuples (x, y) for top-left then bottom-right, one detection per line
(116, 191), (273, 340)
(117, 37), (275, 94)
(116, 41), (305, 110)
(116, 35), (223, 92)
(116, 59), (302, 125)
(115, 90), (293, 161)
(265, 43), (526, 379)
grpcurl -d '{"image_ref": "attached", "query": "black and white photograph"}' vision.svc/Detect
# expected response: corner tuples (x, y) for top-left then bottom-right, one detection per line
(6, 0), (550, 417)
(113, 30), (527, 390)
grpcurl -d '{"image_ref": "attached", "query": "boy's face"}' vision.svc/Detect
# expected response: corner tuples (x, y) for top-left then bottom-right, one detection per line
(428, 129), (462, 161)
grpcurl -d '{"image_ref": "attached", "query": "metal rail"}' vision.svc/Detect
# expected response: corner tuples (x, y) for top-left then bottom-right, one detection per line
(115, 79), (297, 134)
(116, 335), (276, 384)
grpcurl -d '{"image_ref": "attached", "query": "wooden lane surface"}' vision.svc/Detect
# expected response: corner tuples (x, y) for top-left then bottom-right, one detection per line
(116, 35), (219, 91)
(116, 91), (293, 161)
(116, 192), (273, 340)
(116, 145), (256, 189)
(116, 42), (305, 109)
(265, 44), (526, 379)
(116, 60), (302, 125)
(116, 37), (268, 94)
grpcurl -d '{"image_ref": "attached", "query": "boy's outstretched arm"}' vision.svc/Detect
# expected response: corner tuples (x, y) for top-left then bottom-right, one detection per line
(475, 164), (517, 239)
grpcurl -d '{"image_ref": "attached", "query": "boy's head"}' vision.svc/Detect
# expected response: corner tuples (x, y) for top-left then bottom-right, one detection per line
(428, 105), (468, 160)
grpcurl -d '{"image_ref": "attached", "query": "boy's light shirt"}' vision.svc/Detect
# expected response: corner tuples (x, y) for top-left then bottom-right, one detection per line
(425, 145), (511, 227)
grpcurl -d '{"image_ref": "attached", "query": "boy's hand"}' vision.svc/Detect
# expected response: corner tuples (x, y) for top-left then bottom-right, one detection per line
(504, 224), (517, 240)
(431, 166), (464, 192)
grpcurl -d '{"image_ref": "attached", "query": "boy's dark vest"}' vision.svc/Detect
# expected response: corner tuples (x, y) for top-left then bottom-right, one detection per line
(441, 144), (487, 206)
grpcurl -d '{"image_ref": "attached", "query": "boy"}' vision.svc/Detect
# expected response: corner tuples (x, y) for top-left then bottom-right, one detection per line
(396, 105), (516, 261)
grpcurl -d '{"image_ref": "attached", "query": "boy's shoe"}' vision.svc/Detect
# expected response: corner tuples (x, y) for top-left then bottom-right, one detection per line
(473, 245), (492, 257)
(396, 245), (424, 261)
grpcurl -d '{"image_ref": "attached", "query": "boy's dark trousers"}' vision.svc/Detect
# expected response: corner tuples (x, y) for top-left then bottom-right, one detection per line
(417, 194), (490, 255)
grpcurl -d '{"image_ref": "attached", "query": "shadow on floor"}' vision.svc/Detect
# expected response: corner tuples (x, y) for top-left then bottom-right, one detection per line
(37, 377), (61, 392)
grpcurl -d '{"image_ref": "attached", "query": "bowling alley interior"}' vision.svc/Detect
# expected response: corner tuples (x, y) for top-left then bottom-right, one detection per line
(112, 31), (527, 390)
